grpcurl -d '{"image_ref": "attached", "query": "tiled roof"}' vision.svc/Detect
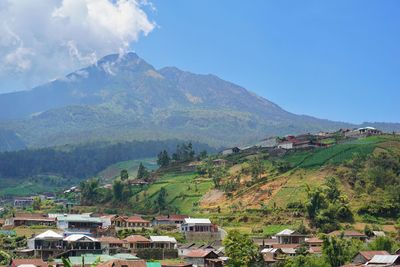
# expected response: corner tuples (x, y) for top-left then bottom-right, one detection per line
(126, 216), (150, 223)
(185, 249), (211, 258)
(124, 235), (150, 243)
(359, 250), (390, 261)
(11, 259), (48, 267)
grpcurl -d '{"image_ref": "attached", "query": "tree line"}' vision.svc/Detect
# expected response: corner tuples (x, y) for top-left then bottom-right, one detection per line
(0, 139), (215, 179)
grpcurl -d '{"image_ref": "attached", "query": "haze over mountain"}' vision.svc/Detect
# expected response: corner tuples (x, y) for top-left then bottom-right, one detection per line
(0, 52), (398, 151)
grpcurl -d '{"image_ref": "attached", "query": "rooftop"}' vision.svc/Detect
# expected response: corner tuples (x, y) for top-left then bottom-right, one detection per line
(124, 235), (150, 243)
(368, 255), (399, 265)
(57, 214), (103, 223)
(35, 230), (63, 240)
(359, 251), (390, 261)
(150, 236), (177, 243)
(183, 218), (212, 224)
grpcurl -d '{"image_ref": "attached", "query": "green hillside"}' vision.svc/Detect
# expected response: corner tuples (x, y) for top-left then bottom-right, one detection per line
(111, 134), (400, 234)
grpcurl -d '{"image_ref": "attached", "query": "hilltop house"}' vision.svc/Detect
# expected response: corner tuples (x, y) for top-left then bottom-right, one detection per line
(345, 127), (382, 138)
(112, 215), (151, 229)
(62, 234), (102, 257)
(152, 214), (189, 226)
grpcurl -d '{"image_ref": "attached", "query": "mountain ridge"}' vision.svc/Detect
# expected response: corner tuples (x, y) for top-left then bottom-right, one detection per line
(0, 52), (398, 150)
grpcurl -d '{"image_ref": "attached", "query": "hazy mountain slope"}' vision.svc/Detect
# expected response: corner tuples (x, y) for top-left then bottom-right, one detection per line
(0, 52), (395, 148)
(0, 128), (26, 152)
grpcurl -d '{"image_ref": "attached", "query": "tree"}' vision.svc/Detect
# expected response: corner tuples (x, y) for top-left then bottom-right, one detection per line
(322, 236), (347, 267)
(212, 166), (228, 189)
(324, 177), (340, 202)
(156, 187), (167, 212)
(284, 254), (329, 267)
(199, 150), (208, 160)
(112, 179), (124, 202)
(137, 163), (149, 180)
(224, 230), (260, 266)
(368, 236), (396, 253)
(32, 196), (42, 210)
(250, 157), (265, 181)
(120, 169), (129, 181)
(80, 179), (99, 205)
(157, 150), (170, 167)
(0, 250), (11, 265)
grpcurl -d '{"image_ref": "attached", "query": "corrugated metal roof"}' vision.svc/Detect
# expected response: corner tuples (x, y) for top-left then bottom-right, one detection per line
(57, 214), (103, 223)
(183, 218), (211, 224)
(368, 255), (399, 264)
(35, 230), (63, 240)
(149, 236), (177, 243)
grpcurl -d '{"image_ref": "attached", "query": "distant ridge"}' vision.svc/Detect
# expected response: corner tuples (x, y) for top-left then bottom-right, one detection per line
(0, 52), (398, 150)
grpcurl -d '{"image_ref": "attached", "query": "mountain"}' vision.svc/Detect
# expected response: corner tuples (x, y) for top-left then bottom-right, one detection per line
(0, 52), (396, 149)
(0, 129), (26, 152)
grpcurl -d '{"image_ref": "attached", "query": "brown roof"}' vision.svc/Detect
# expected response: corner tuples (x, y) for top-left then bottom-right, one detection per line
(98, 236), (126, 244)
(185, 249), (213, 258)
(358, 251), (390, 261)
(306, 237), (323, 244)
(155, 215), (189, 221)
(263, 253), (277, 263)
(329, 230), (366, 237)
(126, 216), (150, 223)
(124, 235), (151, 243)
(97, 259), (146, 267)
(272, 244), (300, 249)
(12, 259), (48, 267)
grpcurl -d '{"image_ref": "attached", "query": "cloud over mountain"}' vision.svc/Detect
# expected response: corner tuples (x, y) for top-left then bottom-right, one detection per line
(0, 0), (155, 92)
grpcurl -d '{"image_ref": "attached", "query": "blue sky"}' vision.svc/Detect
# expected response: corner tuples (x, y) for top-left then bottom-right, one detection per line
(133, 0), (400, 123)
(0, 0), (399, 124)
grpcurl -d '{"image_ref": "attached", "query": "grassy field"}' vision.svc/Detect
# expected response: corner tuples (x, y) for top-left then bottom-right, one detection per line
(97, 158), (158, 182)
(134, 172), (213, 214)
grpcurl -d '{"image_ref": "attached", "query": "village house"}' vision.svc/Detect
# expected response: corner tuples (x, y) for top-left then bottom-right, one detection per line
(57, 214), (104, 233)
(345, 127), (383, 138)
(28, 230), (64, 260)
(112, 215), (151, 229)
(261, 248), (285, 267)
(152, 214), (189, 226)
(305, 237), (323, 254)
(99, 236), (127, 255)
(61, 234), (102, 257)
(212, 159), (227, 167)
(178, 243), (216, 257)
(5, 213), (56, 228)
(352, 251), (390, 265)
(253, 237), (279, 249)
(181, 218), (220, 242)
(13, 197), (34, 208)
(184, 249), (220, 267)
(181, 161), (202, 172)
(123, 235), (151, 252)
(329, 230), (367, 241)
(274, 229), (307, 244)
(150, 236), (177, 249)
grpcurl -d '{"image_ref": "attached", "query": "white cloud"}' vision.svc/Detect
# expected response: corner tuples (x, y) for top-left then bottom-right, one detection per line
(0, 0), (155, 91)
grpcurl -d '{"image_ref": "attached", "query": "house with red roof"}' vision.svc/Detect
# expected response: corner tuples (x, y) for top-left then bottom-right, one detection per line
(184, 249), (220, 267)
(153, 214), (189, 226)
(112, 215), (151, 229)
